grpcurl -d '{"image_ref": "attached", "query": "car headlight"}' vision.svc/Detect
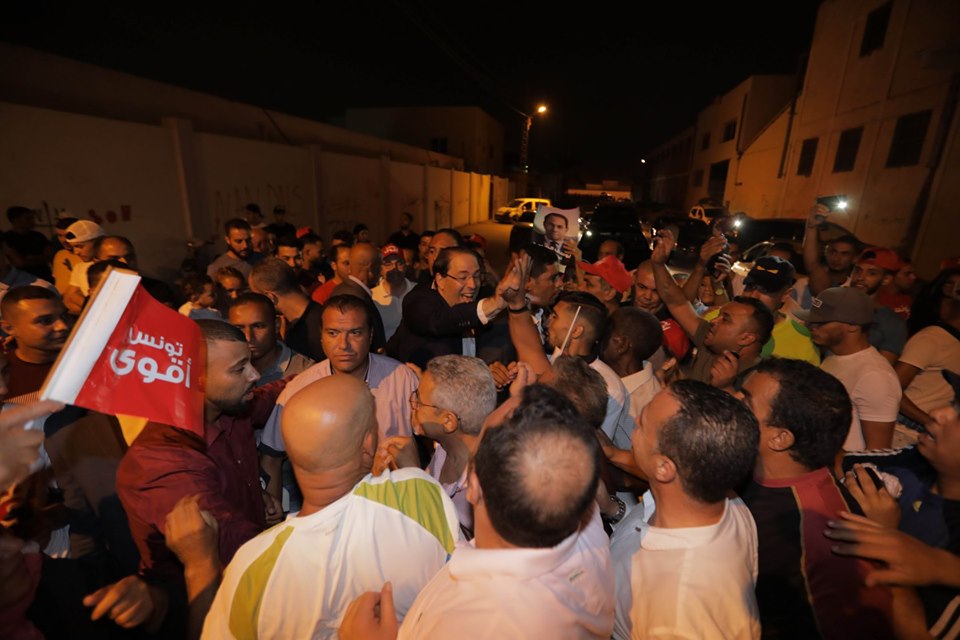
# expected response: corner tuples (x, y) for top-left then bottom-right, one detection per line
(585, 230), (593, 237)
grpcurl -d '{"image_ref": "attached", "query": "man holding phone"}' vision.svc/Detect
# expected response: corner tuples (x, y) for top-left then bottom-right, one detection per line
(803, 198), (860, 297)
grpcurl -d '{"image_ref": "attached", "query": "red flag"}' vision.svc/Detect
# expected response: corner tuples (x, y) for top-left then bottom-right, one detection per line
(42, 270), (205, 435)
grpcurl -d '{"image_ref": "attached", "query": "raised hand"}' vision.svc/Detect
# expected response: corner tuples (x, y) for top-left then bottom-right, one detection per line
(650, 229), (676, 265)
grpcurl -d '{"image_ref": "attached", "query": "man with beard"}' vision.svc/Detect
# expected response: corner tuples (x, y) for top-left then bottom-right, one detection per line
(372, 244), (416, 340)
(298, 231), (331, 295)
(650, 230), (774, 389)
(206, 218), (261, 280)
(849, 247), (909, 363)
(228, 292), (314, 386)
(116, 320), (285, 596)
(803, 204), (861, 297)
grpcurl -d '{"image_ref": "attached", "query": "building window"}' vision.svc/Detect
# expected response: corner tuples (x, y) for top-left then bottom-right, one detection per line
(833, 127), (863, 173)
(692, 169), (704, 187)
(860, 2), (892, 57)
(797, 137), (819, 176)
(701, 132), (710, 150)
(886, 110), (932, 168)
(722, 120), (737, 142)
(430, 137), (448, 153)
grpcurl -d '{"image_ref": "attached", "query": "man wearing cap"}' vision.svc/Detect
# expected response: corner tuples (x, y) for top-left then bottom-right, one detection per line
(372, 244), (416, 341)
(579, 255), (632, 316)
(849, 247), (909, 364)
(800, 287), (902, 450)
(62, 219), (105, 314)
(737, 255), (820, 365)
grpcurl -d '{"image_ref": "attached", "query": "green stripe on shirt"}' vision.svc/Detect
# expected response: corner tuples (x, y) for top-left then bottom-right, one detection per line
(229, 526), (295, 640)
(353, 477), (456, 554)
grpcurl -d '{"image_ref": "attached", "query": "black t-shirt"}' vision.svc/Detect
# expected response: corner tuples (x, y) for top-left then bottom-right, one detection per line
(387, 230), (420, 251)
(285, 300), (325, 362)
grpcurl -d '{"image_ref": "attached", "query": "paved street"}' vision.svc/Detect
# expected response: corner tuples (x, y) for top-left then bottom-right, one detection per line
(456, 220), (513, 274)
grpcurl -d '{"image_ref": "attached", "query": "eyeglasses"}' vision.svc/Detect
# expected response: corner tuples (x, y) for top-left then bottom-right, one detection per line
(409, 389), (460, 422)
(442, 272), (481, 285)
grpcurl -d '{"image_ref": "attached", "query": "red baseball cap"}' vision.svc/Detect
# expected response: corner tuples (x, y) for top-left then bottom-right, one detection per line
(465, 233), (487, 251)
(578, 255), (632, 293)
(857, 247), (902, 272)
(381, 244), (403, 261)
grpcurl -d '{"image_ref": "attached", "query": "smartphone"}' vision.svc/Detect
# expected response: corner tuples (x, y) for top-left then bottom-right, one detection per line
(816, 195), (848, 212)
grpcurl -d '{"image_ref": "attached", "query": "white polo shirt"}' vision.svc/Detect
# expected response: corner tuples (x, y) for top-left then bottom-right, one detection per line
(610, 493), (760, 640)
(260, 353), (417, 453)
(202, 468), (461, 640)
(550, 348), (635, 449)
(398, 507), (615, 639)
(621, 361), (661, 423)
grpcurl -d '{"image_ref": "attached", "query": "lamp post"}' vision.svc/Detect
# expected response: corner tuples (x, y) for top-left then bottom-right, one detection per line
(518, 104), (547, 195)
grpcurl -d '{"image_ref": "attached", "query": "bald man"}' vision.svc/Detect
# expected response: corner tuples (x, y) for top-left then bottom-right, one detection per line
(203, 375), (461, 639)
(341, 384), (615, 639)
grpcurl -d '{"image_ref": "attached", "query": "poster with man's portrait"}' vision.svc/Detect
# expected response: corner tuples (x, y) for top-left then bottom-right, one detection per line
(533, 205), (580, 268)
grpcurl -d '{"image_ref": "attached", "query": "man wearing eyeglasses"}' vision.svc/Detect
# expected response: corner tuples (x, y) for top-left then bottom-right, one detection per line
(386, 246), (508, 369)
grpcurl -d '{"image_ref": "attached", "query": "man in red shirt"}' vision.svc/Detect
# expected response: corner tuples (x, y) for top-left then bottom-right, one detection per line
(110, 320), (284, 630)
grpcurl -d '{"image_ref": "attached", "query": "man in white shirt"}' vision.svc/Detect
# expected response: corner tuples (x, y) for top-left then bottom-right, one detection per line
(800, 287), (902, 450)
(609, 380), (761, 640)
(381, 355), (497, 536)
(61, 219), (104, 314)
(259, 295), (418, 509)
(371, 244), (416, 340)
(203, 374), (460, 640)
(602, 307), (664, 422)
(341, 384), (615, 640)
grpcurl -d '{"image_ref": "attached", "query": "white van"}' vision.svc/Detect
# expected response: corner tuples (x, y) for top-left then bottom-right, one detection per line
(496, 197), (552, 223)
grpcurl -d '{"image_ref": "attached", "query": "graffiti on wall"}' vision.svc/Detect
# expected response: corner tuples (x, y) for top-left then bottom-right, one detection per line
(32, 200), (134, 232)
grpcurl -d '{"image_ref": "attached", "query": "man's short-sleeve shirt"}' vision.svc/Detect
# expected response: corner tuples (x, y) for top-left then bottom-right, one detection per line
(260, 353), (417, 454)
(203, 468), (461, 640)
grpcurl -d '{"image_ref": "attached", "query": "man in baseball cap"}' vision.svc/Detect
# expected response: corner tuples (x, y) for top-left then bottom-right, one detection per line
(63, 220), (106, 314)
(578, 255), (632, 316)
(799, 287), (901, 450)
(371, 244), (415, 340)
(738, 255), (820, 365)
(849, 247), (908, 363)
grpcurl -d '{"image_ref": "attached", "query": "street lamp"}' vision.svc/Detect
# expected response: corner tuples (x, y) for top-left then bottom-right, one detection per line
(518, 103), (548, 195)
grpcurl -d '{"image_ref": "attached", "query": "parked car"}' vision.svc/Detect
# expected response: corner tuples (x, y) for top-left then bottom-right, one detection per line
(650, 214), (712, 269)
(495, 197), (552, 223)
(578, 201), (651, 270)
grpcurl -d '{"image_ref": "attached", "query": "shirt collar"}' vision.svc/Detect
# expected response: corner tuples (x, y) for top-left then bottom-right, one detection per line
(347, 275), (372, 296)
(621, 361), (655, 393)
(447, 526), (581, 581)
(638, 496), (734, 551)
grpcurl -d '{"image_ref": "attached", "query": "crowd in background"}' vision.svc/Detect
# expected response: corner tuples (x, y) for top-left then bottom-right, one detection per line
(1, 199), (959, 639)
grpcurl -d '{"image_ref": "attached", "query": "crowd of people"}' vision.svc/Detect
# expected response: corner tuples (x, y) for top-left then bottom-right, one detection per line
(1, 199), (959, 639)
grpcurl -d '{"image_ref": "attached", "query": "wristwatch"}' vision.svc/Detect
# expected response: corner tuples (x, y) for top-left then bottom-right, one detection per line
(602, 495), (627, 526)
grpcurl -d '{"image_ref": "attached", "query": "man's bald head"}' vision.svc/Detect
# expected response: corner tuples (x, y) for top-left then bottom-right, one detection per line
(281, 375), (378, 474)
(349, 242), (381, 289)
(474, 384), (599, 548)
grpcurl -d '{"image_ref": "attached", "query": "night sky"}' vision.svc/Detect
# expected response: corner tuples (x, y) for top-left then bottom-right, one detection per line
(2, 1), (822, 177)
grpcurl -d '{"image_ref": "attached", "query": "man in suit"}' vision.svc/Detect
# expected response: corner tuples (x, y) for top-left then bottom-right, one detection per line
(386, 247), (508, 369)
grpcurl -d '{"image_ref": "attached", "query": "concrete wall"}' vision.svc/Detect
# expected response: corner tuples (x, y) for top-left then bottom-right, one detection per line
(0, 102), (185, 282)
(0, 43), (466, 172)
(0, 100), (501, 279)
